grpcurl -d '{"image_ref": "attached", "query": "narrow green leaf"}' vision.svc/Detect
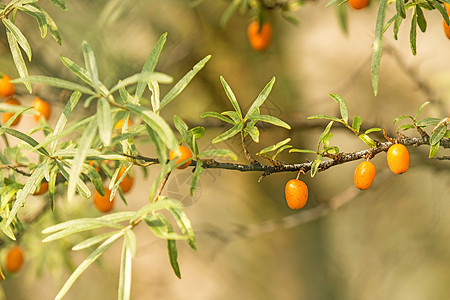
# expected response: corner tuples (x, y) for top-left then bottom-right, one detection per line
(146, 125), (167, 165)
(159, 55), (211, 111)
(55, 160), (91, 199)
(371, 0), (388, 96)
(429, 141), (440, 158)
(328, 93), (348, 123)
(198, 149), (237, 160)
(118, 236), (133, 300)
(416, 6), (427, 33)
(2, 18), (32, 61)
(6, 30), (31, 93)
(49, 0), (67, 10)
(220, 0), (239, 28)
(212, 122), (244, 143)
(60, 55), (92, 86)
(41, 9), (61, 45)
(168, 207), (196, 250)
(82, 41), (100, 92)
(244, 123), (259, 143)
(414, 101), (430, 120)
(83, 162), (105, 197)
(0, 127), (49, 156)
(364, 128), (382, 134)
(310, 155), (322, 177)
(416, 117), (441, 127)
(110, 72), (172, 95)
(72, 231), (120, 251)
(289, 148), (317, 154)
(410, 7), (418, 56)
(173, 114), (190, 143)
(257, 138), (291, 155)
(396, 0), (406, 18)
(393, 14), (402, 40)
(393, 115), (411, 124)
(43, 220), (123, 242)
(220, 76), (242, 119)
(318, 121), (334, 151)
(148, 80), (160, 110)
(48, 166), (57, 211)
(359, 134), (377, 148)
(352, 116), (362, 133)
(246, 114), (291, 129)
(126, 103), (179, 152)
(132, 198), (183, 223)
(307, 115), (342, 123)
(396, 124), (415, 131)
(6, 162), (46, 227)
(430, 125), (447, 145)
(97, 98), (112, 146)
(50, 91), (82, 153)
(156, 214), (182, 278)
(200, 112), (234, 124)
(245, 77), (276, 119)
(430, 0), (450, 26)
(222, 111), (240, 123)
(273, 145), (292, 159)
(135, 33), (167, 101)
(11, 76), (95, 94)
(336, 4), (348, 35)
(67, 119), (97, 202)
(143, 214), (188, 240)
(190, 160), (203, 196)
(55, 232), (124, 300)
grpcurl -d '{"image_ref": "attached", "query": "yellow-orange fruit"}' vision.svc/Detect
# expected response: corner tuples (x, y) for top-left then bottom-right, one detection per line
(32, 97), (51, 122)
(285, 179), (308, 209)
(33, 181), (48, 195)
(169, 145), (193, 169)
(247, 20), (273, 51)
(0, 75), (15, 98)
(5, 246), (24, 273)
(3, 98), (21, 126)
(354, 161), (376, 190)
(93, 188), (114, 213)
(443, 19), (450, 39)
(114, 118), (131, 133)
(348, 0), (370, 10)
(118, 166), (134, 193)
(387, 144), (409, 174)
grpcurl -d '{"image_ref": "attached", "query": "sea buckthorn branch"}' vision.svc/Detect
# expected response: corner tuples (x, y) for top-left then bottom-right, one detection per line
(124, 136), (449, 177)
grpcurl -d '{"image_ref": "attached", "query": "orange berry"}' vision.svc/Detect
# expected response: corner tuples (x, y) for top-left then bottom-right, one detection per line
(118, 166), (134, 194)
(348, 0), (370, 10)
(32, 97), (51, 122)
(33, 181), (48, 195)
(93, 187), (115, 213)
(169, 145), (193, 169)
(0, 75), (15, 98)
(3, 98), (21, 126)
(354, 161), (376, 190)
(387, 144), (409, 174)
(114, 118), (131, 133)
(443, 19), (450, 39)
(285, 179), (308, 209)
(247, 20), (273, 51)
(5, 246), (24, 273)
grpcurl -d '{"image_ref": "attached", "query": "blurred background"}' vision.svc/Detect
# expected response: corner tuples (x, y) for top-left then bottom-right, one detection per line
(1, 0), (450, 299)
